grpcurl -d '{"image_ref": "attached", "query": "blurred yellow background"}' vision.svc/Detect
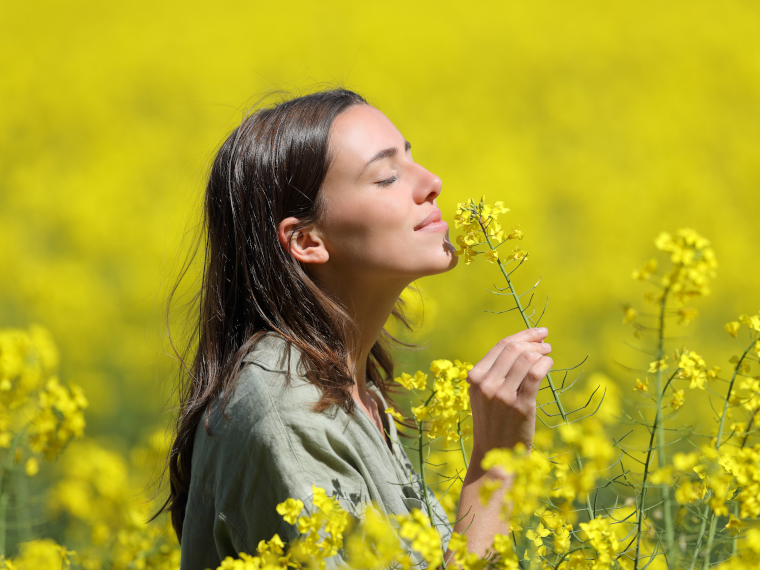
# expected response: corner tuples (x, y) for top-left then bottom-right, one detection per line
(2, 0), (759, 459)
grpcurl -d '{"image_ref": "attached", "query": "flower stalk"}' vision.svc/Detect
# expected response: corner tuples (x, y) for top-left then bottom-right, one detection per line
(691, 339), (755, 570)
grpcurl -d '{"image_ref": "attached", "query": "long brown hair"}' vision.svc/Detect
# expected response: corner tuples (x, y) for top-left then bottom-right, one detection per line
(157, 88), (415, 542)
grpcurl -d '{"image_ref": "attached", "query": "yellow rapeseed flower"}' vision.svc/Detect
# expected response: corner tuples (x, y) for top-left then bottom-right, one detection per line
(725, 321), (741, 338)
(24, 457), (39, 477)
(525, 523), (550, 547)
(276, 498), (304, 525)
(647, 358), (668, 373)
(670, 389), (685, 410)
(632, 258), (658, 281)
(622, 305), (637, 324)
(633, 378), (649, 393)
(395, 509), (442, 569)
(677, 350), (708, 390)
(394, 371), (427, 391)
(678, 307), (699, 325)
(385, 407), (405, 423)
(739, 313), (760, 333)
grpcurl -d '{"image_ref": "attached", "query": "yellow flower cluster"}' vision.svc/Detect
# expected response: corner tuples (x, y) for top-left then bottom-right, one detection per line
(290, 486), (350, 567)
(395, 509), (443, 569)
(717, 446), (760, 519)
(636, 349), (719, 409)
(345, 508), (415, 570)
(725, 311), (760, 338)
(453, 197), (524, 265)
(0, 325), (87, 466)
(409, 359), (473, 444)
(216, 535), (288, 570)
(0, 327), (58, 413)
(635, 229), (717, 306)
(109, 515), (180, 570)
(0, 538), (74, 570)
(481, 443), (553, 524)
(475, 427), (620, 568)
(393, 370), (428, 391)
(216, 487), (350, 570)
(28, 377), (88, 460)
(671, 445), (760, 521)
(217, 493), (446, 570)
(448, 531), (518, 570)
(675, 349), (719, 391)
(713, 528), (760, 570)
(578, 517), (620, 570)
(47, 433), (179, 569)
(555, 423), (615, 502)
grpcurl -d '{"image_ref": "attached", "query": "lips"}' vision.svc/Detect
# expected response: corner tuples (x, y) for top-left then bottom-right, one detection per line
(414, 209), (443, 231)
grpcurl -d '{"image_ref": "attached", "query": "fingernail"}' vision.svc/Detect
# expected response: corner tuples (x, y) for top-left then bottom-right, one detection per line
(536, 327), (548, 335)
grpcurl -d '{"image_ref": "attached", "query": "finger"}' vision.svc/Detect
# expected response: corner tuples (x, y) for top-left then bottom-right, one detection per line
(516, 356), (554, 401)
(482, 340), (551, 386)
(473, 328), (549, 374)
(493, 350), (545, 398)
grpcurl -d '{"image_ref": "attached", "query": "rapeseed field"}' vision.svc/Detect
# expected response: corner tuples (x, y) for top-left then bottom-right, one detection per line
(1, 1), (758, 567)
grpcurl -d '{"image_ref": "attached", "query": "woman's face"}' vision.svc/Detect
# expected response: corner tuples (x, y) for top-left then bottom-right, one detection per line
(312, 104), (458, 285)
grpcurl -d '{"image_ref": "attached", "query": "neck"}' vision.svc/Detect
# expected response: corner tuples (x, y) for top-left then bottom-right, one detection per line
(313, 271), (408, 401)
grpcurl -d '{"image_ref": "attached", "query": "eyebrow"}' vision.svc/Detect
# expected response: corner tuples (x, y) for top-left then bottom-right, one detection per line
(360, 140), (412, 176)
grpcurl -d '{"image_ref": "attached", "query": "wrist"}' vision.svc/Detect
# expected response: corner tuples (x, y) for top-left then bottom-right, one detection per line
(463, 456), (512, 487)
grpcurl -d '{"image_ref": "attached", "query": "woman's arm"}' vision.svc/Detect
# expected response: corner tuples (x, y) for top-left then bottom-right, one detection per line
(447, 326), (553, 559)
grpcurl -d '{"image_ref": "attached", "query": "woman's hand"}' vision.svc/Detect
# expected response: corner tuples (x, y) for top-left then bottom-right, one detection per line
(467, 327), (553, 464)
(446, 327), (552, 560)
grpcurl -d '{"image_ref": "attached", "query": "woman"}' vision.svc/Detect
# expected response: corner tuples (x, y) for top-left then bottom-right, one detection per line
(161, 88), (553, 569)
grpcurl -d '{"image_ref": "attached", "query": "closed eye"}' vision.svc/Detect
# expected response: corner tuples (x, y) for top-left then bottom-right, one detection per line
(376, 175), (398, 187)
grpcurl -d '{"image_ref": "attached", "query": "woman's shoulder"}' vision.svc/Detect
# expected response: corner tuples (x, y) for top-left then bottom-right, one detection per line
(205, 332), (346, 437)
(189, 333), (357, 494)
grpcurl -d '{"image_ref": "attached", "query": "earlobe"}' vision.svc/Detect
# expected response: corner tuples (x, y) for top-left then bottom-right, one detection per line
(277, 217), (329, 265)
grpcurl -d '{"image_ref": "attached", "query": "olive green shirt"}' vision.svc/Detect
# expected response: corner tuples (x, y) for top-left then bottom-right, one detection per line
(180, 334), (452, 569)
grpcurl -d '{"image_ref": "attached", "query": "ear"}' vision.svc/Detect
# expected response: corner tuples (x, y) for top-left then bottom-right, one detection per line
(277, 217), (329, 264)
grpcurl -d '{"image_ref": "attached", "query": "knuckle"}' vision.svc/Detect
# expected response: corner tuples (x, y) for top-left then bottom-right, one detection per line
(478, 383), (498, 401)
(520, 350), (540, 363)
(518, 401), (536, 417)
(528, 368), (544, 382)
(497, 392), (518, 408)
(467, 366), (483, 383)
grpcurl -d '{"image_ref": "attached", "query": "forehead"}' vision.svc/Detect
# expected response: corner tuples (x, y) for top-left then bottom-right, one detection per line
(328, 105), (405, 171)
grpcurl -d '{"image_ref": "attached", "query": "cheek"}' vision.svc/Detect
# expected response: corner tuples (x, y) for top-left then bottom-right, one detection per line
(323, 199), (411, 260)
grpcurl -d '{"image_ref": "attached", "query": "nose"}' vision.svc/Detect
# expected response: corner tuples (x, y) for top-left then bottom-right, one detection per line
(414, 163), (442, 204)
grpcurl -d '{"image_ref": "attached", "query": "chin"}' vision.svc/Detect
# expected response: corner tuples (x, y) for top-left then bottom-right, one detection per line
(414, 249), (459, 279)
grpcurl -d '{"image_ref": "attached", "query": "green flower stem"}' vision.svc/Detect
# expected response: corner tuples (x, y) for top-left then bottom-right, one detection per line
(477, 222), (591, 520)
(633, 380), (665, 570)
(416, 421), (436, 527)
(653, 290), (676, 563)
(551, 544), (594, 570)
(478, 226), (571, 431)
(0, 431), (25, 557)
(733, 410), (759, 557)
(476, 219), (600, 527)
(14, 468), (32, 542)
(416, 389), (447, 568)
(457, 418), (470, 470)
(694, 339), (755, 570)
